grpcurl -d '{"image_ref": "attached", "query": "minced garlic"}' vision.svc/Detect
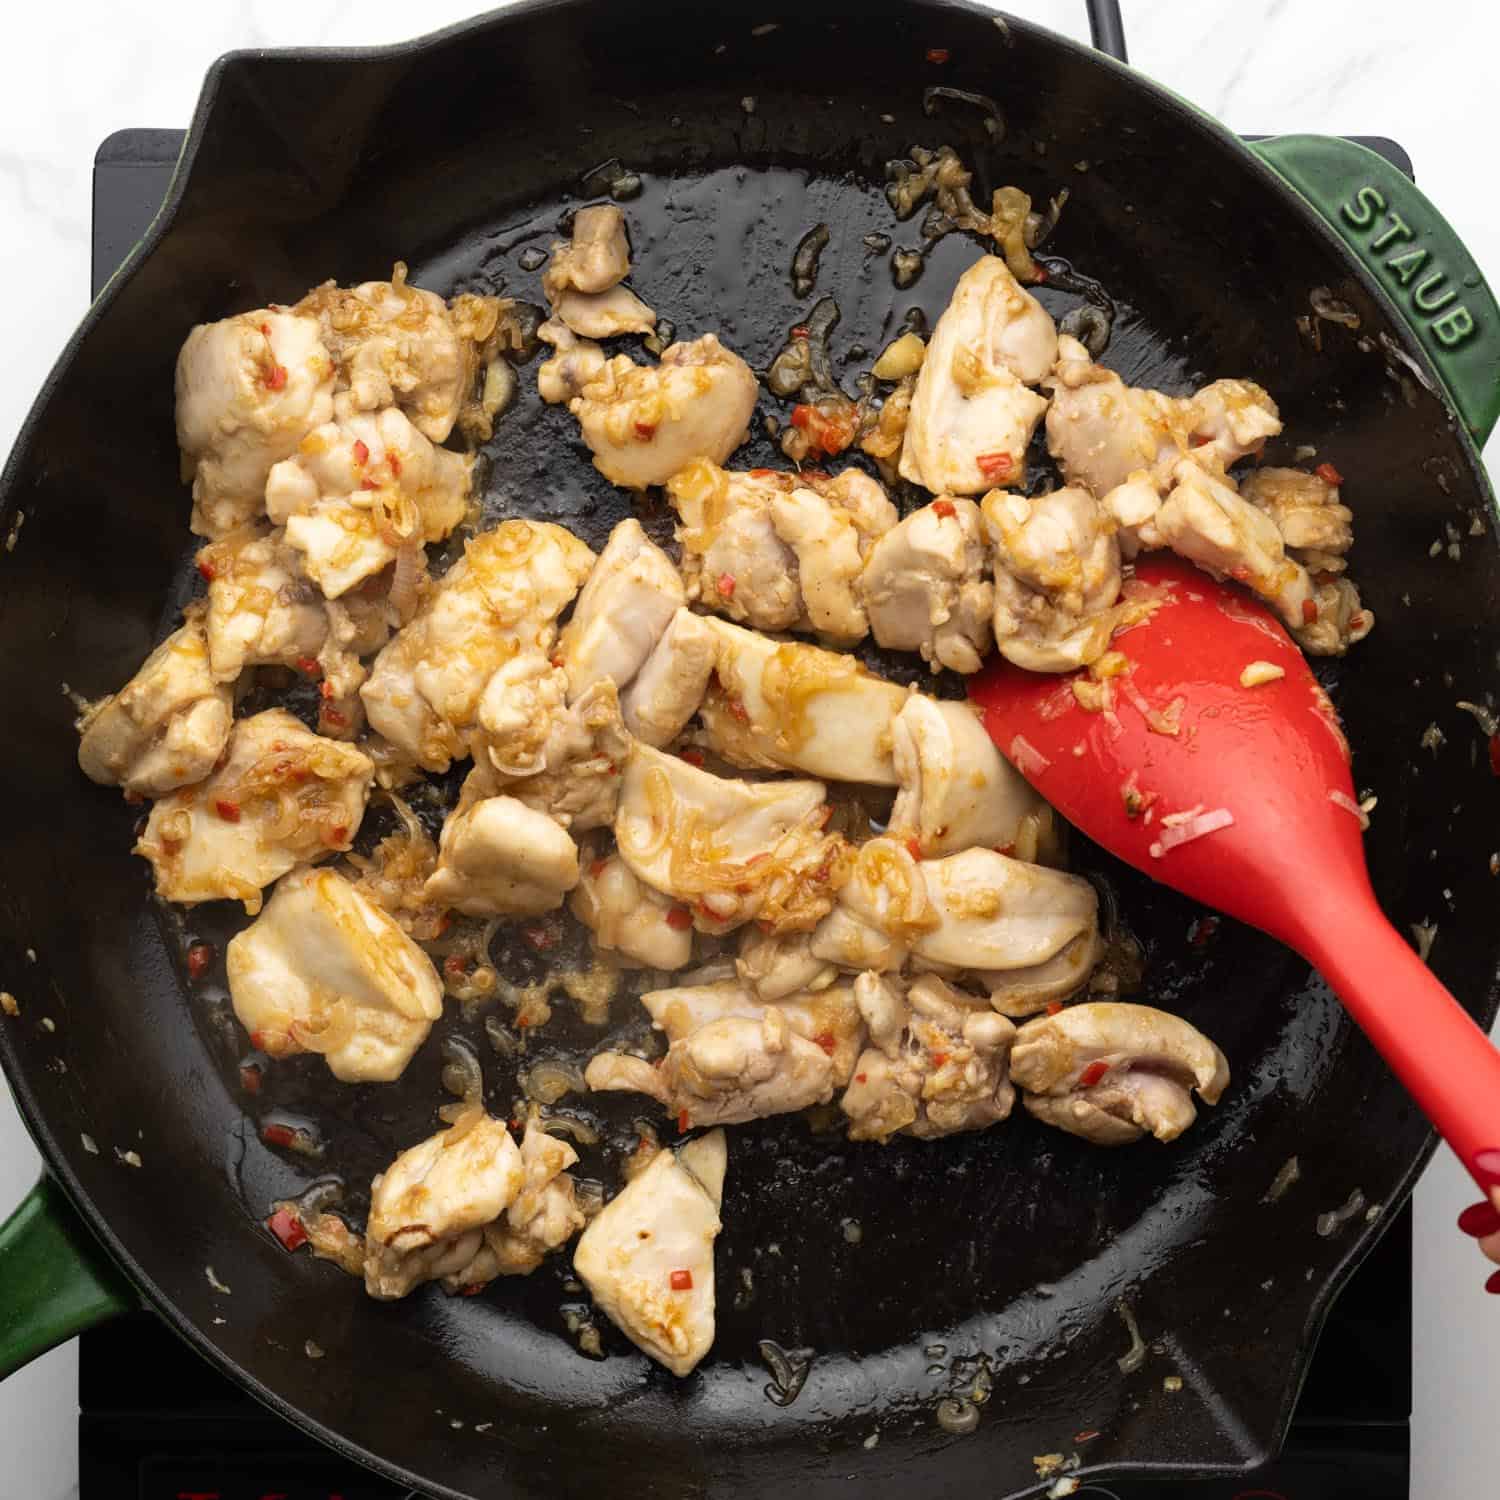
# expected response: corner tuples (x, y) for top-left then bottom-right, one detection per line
(1239, 661), (1285, 688)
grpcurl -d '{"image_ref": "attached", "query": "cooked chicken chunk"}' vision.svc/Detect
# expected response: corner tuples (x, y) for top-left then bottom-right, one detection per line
(557, 519), (685, 699)
(765, 486), (874, 642)
(135, 709), (372, 911)
(586, 1004), (835, 1127)
(473, 652), (571, 778)
(614, 743), (844, 934)
(176, 309), (336, 539)
(621, 608), (719, 747)
(1238, 466), (1355, 567)
(1099, 472), (1164, 560)
(808, 838), (933, 974)
(857, 497), (994, 672)
(554, 284), (657, 340)
(226, 867), (442, 1082)
(423, 794), (580, 917)
(537, 319), (607, 404)
(696, 617), (907, 785)
(735, 927), (837, 1003)
(363, 1112), (524, 1300)
(296, 264), (500, 444)
(887, 695), (1044, 858)
(570, 848), (695, 970)
(982, 486), (1127, 673)
(76, 617), (233, 798)
(265, 404), (471, 598)
(361, 520), (596, 771)
(572, 1131), (726, 1376)
(544, 205), (632, 298)
(1010, 1001), (1229, 1145)
(1183, 378), (1282, 470)
(898, 255), (1055, 496)
(571, 335), (758, 489)
(1153, 461), (1314, 631)
(1296, 573), (1375, 657)
(972, 927), (1103, 1017)
(841, 973), (1017, 1141)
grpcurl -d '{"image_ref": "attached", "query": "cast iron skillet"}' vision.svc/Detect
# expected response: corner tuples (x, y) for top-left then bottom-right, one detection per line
(2, 3), (1499, 1496)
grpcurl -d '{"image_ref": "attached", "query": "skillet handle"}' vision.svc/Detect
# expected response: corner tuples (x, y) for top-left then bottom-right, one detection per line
(0, 1177), (136, 1378)
(1250, 134), (1500, 446)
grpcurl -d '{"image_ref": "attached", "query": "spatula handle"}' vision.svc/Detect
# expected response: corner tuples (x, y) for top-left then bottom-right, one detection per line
(1296, 906), (1500, 1194)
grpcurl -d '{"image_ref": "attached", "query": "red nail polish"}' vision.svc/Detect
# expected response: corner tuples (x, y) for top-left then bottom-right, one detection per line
(1475, 1149), (1500, 1179)
(1487, 1269), (1500, 1295)
(1459, 1201), (1500, 1237)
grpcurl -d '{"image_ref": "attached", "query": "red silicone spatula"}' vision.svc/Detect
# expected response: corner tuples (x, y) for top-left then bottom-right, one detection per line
(968, 556), (1500, 1202)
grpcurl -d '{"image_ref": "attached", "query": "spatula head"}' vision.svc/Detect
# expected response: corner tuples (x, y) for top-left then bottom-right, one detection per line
(967, 558), (1371, 945)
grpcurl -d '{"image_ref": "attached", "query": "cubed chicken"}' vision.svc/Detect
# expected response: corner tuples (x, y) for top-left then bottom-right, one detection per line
(361, 520), (596, 771)
(841, 973), (1017, 1141)
(572, 1131), (726, 1376)
(808, 838), (934, 975)
(553, 284), (657, 340)
(175, 309), (336, 539)
(423, 794), (580, 918)
(898, 254), (1055, 496)
(1183, 378), (1282, 470)
(76, 616), (233, 798)
(537, 320), (607, 405)
(296, 264), (501, 444)
(887, 694), (1044, 858)
(857, 497), (995, 673)
(734, 927), (838, 1003)
(1237, 466), (1355, 568)
(1296, 574), (1375, 657)
(226, 867), (443, 1082)
(621, 608), (719, 747)
(135, 709), (373, 911)
(570, 848), (696, 971)
(474, 652), (571, 778)
(696, 616), (908, 786)
(557, 519), (685, 699)
(971, 928), (1103, 1017)
(363, 1111), (524, 1300)
(1010, 1001), (1229, 1145)
(614, 743), (845, 935)
(570, 335), (758, 489)
(542, 204), (632, 299)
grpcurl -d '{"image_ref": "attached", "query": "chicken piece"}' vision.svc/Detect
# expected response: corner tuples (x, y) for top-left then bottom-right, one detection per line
(1237, 466), (1355, 567)
(766, 488), (872, 643)
(856, 497), (994, 672)
(898, 255), (1055, 497)
(972, 927), (1104, 1017)
(537, 319), (607, 404)
(175, 309), (336, 539)
(196, 525), (328, 681)
(571, 335), (758, 489)
(1011, 1001), (1229, 1146)
(572, 1131), (726, 1376)
(226, 867), (443, 1082)
(982, 486), (1127, 673)
(887, 695), (1043, 858)
(554, 284), (657, 340)
(808, 837), (934, 974)
(363, 1112), (525, 1300)
(735, 927), (837, 1003)
(295, 264), (501, 443)
(621, 608), (719, 747)
(557, 519), (685, 699)
(637, 977), (865, 1086)
(1183, 379), (1282, 470)
(361, 520), (596, 770)
(852, 969), (907, 1053)
(586, 1004), (835, 1127)
(570, 848), (695, 970)
(614, 743), (845, 935)
(473, 652), (571, 778)
(841, 973), (1017, 1141)
(1295, 574), (1375, 657)
(265, 404), (471, 598)
(423, 794), (580, 918)
(543, 205), (632, 298)
(440, 1121), (586, 1287)
(1100, 472), (1164, 560)
(135, 709), (372, 911)
(1153, 461), (1314, 631)
(76, 617), (233, 798)
(696, 616), (908, 785)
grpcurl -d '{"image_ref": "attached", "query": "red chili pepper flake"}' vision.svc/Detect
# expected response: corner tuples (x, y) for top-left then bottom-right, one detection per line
(696, 899), (718, 919)
(261, 1123), (297, 1149)
(259, 322), (271, 336)
(926, 46), (950, 62)
(749, 467), (779, 478)
(994, 842), (1015, 856)
(249, 1030), (268, 1050)
(266, 1207), (307, 1252)
(589, 857), (608, 878)
(1489, 734), (1500, 777)
(634, 420), (658, 441)
(264, 364), (288, 391)
(727, 697), (750, 724)
(681, 748), (705, 766)
(790, 326), (810, 340)
(932, 499), (956, 518)
(1315, 461), (1344, 487)
(321, 707), (348, 728)
(1032, 264), (1049, 283)
(677, 1109), (690, 1132)
(522, 922), (559, 951)
(295, 655), (320, 676)
(239, 1063), (262, 1095)
(976, 451), (1012, 480)
(319, 679), (336, 700)
(790, 403), (812, 430)
(1348, 612), (1367, 631)
(669, 1268), (694, 1291)
(1302, 598), (1319, 624)
(1079, 1060), (1110, 1087)
(459, 1282), (486, 1296)
(359, 477), (379, 490)
(323, 824), (349, 847)
(444, 955), (469, 977)
(516, 1014), (532, 1029)
(186, 942), (216, 980)
(1046, 999), (1064, 1016)
(389, 453), (402, 477)
(665, 905), (694, 931)
(1074, 1429), (1101, 1444)
(1191, 432), (1213, 447)
(1230, 564), (1251, 583)
(717, 572), (737, 599)
(214, 799), (241, 822)
(855, 1072), (867, 1084)
(1190, 914), (1221, 947)
(351, 438), (370, 466)
(930, 1051), (949, 1068)
(905, 838), (923, 861)
(814, 1031), (837, 1056)
(196, 558), (217, 582)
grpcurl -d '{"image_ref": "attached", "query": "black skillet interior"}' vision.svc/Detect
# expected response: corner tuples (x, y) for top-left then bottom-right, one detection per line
(4, 2), (1499, 1496)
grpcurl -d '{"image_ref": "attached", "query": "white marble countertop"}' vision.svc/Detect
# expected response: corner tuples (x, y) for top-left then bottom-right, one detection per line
(5, 2), (1499, 1496)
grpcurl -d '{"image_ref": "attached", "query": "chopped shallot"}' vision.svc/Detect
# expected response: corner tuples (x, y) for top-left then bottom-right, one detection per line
(1148, 807), (1234, 858)
(1327, 789), (1370, 830)
(1009, 735), (1052, 778)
